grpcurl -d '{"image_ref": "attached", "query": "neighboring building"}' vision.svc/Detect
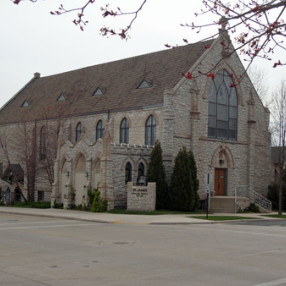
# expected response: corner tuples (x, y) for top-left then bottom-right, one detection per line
(0, 26), (272, 208)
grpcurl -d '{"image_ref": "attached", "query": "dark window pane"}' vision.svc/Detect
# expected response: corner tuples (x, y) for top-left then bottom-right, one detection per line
(217, 105), (228, 121)
(217, 120), (228, 129)
(229, 119), (237, 130)
(229, 130), (237, 140)
(208, 102), (216, 115)
(208, 116), (216, 128)
(208, 83), (216, 103)
(217, 129), (228, 139)
(208, 69), (237, 141)
(214, 71), (224, 89)
(229, 106), (237, 118)
(145, 115), (156, 145)
(217, 84), (228, 105)
(230, 88), (237, 106)
(120, 118), (129, 144)
(76, 122), (82, 142)
(96, 120), (104, 140)
(125, 162), (132, 183)
(208, 127), (216, 137)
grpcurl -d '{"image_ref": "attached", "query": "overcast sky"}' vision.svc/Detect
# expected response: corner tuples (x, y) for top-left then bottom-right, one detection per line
(1, 0), (284, 109)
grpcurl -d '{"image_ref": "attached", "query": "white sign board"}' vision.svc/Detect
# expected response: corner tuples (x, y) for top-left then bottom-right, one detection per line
(205, 184), (210, 194)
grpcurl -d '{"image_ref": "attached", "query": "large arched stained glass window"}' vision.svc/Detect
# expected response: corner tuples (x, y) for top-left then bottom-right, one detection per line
(145, 115), (156, 146)
(208, 69), (238, 140)
(120, 117), (129, 144)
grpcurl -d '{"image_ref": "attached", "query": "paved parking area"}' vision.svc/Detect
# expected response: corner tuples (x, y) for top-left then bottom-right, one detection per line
(0, 213), (286, 286)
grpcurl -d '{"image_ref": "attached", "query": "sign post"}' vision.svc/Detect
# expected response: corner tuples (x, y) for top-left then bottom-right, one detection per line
(205, 184), (210, 219)
(205, 172), (211, 219)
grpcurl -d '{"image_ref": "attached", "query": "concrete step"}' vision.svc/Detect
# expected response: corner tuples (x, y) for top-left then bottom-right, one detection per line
(209, 197), (235, 213)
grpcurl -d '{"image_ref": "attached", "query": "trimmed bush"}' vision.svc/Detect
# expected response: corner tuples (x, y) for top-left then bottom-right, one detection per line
(89, 188), (107, 212)
(170, 147), (199, 211)
(147, 140), (169, 210)
(267, 182), (286, 210)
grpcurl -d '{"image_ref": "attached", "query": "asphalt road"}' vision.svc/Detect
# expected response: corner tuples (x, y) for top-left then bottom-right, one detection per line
(0, 213), (286, 286)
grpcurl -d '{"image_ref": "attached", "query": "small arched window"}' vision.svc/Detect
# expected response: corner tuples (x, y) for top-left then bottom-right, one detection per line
(120, 118), (129, 144)
(96, 120), (104, 140)
(125, 162), (132, 184)
(145, 115), (156, 146)
(137, 162), (146, 185)
(75, 122), (82, 142)
(208, 69), (238, 140)
(138, 163), (144, 177)
(40, 126), (46, 160)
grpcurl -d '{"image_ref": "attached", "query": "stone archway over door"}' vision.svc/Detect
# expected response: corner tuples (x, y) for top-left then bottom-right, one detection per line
(60, 161), (68, 202)
(214, 168), (227, 196)
(211, 145), (234, 196)
(74, 155), (86, 206)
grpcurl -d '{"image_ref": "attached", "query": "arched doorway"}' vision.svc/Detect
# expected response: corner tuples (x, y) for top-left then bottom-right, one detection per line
(60, 160), (69, 202)
(211, 145), (234, 196)
(74, 155), (86, 206)
(93, 159), (101, 188)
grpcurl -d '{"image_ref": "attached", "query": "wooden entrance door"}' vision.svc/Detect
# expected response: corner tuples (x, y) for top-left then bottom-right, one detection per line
(214, 169), (226, 196)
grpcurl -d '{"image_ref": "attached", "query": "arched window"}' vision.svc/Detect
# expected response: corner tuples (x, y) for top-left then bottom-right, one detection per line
(145, 115), (156, 146)
(40, 126), (46, 160)
(138, 162), (144, 177)
(75, 122), (82, 142)
(120, 118), (129, 144)
(137, 162), (146, 185)
(208, 69), (237, 140)
(125, 162), (132, 184)
(96, 120), (104, 140)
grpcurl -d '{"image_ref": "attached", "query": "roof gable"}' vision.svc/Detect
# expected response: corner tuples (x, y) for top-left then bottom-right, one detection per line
(0, 39), (215, 124)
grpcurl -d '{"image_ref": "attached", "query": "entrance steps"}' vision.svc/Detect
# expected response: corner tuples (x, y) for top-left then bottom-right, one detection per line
(209, 196), (235, 213)
(209, 195), (272, 213)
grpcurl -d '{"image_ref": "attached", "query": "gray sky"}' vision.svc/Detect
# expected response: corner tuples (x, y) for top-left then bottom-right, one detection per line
(0, 0), (284, 108)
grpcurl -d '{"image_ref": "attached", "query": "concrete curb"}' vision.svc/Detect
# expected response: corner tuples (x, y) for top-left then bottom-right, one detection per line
(0, 207), (282, 225)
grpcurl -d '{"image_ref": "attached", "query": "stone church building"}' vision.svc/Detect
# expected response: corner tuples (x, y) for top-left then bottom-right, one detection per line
(0, 28), (272, 209)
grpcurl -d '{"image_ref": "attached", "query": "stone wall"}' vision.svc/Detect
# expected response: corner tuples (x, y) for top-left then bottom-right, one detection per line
(110, 143), (152, 209)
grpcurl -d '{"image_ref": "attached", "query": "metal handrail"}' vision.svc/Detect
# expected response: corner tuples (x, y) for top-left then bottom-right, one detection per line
(235, 185), (272, 212)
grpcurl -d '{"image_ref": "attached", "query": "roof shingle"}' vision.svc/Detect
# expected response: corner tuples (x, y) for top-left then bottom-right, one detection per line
(0, 39), (214, 124)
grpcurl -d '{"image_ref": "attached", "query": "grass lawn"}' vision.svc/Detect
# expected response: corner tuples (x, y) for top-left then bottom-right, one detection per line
(190, 215), (258, 221)
(262, 214), (286, 219)
(3, 202), (51, 209)
(108, 209), (205, 215)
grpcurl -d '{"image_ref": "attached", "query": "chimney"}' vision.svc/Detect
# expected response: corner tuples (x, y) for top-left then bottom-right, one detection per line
(34, 72), (41, 78)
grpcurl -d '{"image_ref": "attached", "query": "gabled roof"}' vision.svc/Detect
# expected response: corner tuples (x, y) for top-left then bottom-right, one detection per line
(0, 39), (215, 124)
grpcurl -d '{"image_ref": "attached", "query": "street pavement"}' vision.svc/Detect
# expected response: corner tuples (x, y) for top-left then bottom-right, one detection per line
(0, 207), (281, 225)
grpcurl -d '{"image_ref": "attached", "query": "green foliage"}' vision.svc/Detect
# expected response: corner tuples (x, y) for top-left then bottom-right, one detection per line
(267, 182), (286, 210)
(244, 202), (260, 213)
(192, 216), (258, 221)
(147, 140), (169, 210)
(188, 150), (200, 210)
(70, 187), (76, 204)
(53, 200), (63, 209)
(170, 146), (199, 211)
(13, 201), (51, 208)
(89, 188), (108, 212)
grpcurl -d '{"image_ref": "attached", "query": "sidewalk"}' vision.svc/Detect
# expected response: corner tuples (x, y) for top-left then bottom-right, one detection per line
(0, 207), (278, 225)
